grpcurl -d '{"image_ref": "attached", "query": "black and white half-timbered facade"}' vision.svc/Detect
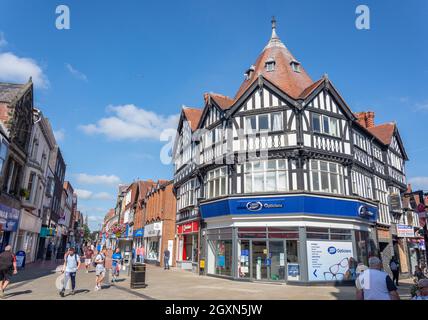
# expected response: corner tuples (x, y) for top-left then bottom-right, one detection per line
(172, 19), (414, 283)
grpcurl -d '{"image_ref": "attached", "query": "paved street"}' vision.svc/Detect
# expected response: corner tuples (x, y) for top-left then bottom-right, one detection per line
(1, 260), (415, 300)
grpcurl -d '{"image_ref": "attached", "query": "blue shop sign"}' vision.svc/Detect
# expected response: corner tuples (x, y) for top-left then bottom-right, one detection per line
(134, 228), (144, 237)
(0, 203), (20, 232)
(16, 250), (26, 268)
(200, 195), (377, 222)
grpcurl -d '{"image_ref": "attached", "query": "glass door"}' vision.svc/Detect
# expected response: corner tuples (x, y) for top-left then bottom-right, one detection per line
(252, 241), (268, 280)
(268, 241), (285, 281)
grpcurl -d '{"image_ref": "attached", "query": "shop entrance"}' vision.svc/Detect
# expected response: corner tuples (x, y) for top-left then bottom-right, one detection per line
(245, 239), (298, 282)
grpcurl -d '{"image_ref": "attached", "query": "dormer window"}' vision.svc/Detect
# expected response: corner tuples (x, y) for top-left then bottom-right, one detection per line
(290, 60), (301, 73)
(265, 58), (275, 72)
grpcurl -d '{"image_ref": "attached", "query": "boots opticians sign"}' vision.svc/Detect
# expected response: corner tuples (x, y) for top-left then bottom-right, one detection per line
(243, 201), (284, 212)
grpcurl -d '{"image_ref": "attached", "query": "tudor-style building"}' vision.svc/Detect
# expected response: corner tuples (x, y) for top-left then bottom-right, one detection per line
(172, 18), (414, 283)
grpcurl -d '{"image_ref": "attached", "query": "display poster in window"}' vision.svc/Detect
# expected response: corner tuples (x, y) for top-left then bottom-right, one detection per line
(287, 263), (300, 280)
(217, 255), (225, 267)
(307, 241), (355, 282)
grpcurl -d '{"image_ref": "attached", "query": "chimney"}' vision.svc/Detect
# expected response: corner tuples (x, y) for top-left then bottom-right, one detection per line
(355, 112), (367, 128)
(354, 111), (375, 128)
(366, 111), (375, 128)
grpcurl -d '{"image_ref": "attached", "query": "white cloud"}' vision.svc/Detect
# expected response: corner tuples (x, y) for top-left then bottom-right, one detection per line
(0, 52), (48, 88)
(65, 63), (88, 82)
(75, 173), (121, 186)
(75, 188), (114, 201)
(408, 177), (428, 190)
(93, 192), (114, 200)
(416, 101), (428, 111)
(88, 215), (104, 222)
(79, 104), (179, 141)
(75, 188), (93, 200)
(53, 129), (65, 142)
(0, 32), (7, 48)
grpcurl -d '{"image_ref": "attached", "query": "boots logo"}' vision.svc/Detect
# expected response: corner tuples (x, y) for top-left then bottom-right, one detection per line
(246, 201), (263, 211)
(328, 246), (337, 254)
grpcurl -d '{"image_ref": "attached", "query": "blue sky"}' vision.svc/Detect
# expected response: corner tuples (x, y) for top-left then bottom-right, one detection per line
(0, 0), (427, 230)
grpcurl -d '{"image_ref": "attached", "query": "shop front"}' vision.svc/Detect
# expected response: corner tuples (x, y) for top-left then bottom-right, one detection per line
(200, 194), (378, 284)
(0, 203), (20, 252)
(15, 209), (42, 263)
(176, 220), (199, 272)
(144, 221), (163, 265)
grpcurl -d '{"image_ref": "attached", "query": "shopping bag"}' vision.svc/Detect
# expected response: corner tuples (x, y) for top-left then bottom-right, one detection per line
(55, 272), (71, 290)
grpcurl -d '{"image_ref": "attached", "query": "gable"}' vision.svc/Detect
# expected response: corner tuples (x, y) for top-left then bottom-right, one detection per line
(236, 87), (289, 113)
(305, 89), (345, 116)
(201, 104), (222, 128)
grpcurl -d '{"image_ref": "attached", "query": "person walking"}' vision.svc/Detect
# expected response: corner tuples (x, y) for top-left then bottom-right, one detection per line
(163, 248), (170, 270)
(111, 248), (123, 283)
(84, 246), (94, 273)
(412, 279), (428, 300)
(59, 247), (81, 297)
(94, 248), (107, 291)
(0, 245), (18, 299)
(389, 256), (400, 286)
(356, 256), (400, 300)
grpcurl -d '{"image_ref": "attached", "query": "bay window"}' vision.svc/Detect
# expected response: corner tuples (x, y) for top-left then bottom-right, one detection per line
(244, 159), (288, 193)
(310, 160), (344, 194)
(206, 167), (228, 199)
(312, 113), (339, 137)
(244, 112), (283, 134)
(177, 179), (196, 210)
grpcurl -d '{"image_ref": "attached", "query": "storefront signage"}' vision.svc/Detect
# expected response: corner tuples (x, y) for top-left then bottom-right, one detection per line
(397, 224), (414, 238)
(133, 228), (144, 237)
(40, 227), (56, 238)
(144, 222), (163, 238)
(177, 221), (199, 234)
(388, 193), (402, 213)
(307, 241), (354, 282)
(200, 195), (377, 222)
(0, 204), (20, 232)
(358, 205), (376, 219)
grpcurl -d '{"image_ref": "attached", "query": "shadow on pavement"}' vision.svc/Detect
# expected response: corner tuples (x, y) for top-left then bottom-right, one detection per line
(4, 290), (33, 299)
(64, 289), (90, 297)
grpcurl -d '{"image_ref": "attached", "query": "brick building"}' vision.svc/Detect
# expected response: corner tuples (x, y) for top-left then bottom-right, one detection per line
(142, 180), (176, 267)
(133, 180), (155, 250)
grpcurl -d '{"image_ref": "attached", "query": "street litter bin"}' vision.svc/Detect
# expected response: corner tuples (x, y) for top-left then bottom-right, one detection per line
(130, 263), (147, 289)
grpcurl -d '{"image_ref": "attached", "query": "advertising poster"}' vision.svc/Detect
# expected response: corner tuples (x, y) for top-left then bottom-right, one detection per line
(307, 241), (354, 282)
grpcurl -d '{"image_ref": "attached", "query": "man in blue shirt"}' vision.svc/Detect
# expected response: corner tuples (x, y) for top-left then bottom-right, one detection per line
(111, 248), (122, 283)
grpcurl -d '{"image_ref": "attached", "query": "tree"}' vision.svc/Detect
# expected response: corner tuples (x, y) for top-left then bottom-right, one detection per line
(83, 224), (91, 241)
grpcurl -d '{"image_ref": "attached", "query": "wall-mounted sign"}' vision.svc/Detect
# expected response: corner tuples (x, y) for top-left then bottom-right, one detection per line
(144, 222), (163, 238)
(389, 193), (402, 213)
(243, 201), (284, 212)
(397, 224), (414, 238)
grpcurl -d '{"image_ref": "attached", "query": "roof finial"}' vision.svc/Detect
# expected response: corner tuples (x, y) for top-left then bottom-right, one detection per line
(271, 16), (279, 40)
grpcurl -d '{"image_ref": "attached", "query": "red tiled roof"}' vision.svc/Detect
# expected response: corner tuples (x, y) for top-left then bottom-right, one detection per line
(298, 78), (324, 99)
(206, 93), (234, 110)
(234, 27), (313, 100)
(182, 107), (203, 132)
(367, 123), (395, 145)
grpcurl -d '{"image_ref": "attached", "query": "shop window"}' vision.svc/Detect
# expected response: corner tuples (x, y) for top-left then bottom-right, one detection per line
(238, 240), (250, 278)
(215, 240), (232, 276)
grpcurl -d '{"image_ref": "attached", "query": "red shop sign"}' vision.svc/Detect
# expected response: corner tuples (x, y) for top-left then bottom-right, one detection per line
(177, 221), (199, 234)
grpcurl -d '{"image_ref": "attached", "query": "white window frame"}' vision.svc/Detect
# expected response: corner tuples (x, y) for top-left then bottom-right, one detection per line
(244, 159), (288, 193)
(206, 167), (228, 199)
(310, 160), (344, 194)
(312, 114), (340, 137)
